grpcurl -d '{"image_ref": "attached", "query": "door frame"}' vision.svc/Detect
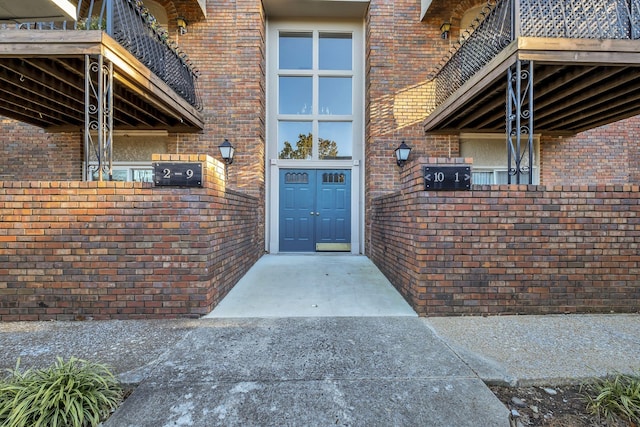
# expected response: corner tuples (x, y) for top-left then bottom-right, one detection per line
(278, 167), (353, 253)
(265, 19), (365, 254)
(269, 162), (361, 254)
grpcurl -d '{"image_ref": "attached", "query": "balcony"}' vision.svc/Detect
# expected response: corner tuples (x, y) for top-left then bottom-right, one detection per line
(0, 0), (204, 132)
(424, 0), (640, 135)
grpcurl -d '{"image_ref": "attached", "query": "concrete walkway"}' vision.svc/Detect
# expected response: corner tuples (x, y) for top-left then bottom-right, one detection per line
(1, 255), (639, 426)
(206, 254), (417, 318)
(106, 317), (509, 426)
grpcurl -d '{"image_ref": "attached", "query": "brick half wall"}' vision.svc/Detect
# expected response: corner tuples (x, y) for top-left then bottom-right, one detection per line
(0, 154), (263, 321)
(370, 158), (640, 316)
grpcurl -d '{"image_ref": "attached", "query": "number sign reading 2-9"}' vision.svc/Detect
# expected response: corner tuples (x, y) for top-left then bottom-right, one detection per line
(154, 162), (202, 187)
(423, 166), (471, 190)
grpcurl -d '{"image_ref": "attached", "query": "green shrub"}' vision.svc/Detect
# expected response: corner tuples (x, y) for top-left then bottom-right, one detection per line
(76, 17), (106, 30)
(583, 373), (640, 425)
(0, 357), (123, 427)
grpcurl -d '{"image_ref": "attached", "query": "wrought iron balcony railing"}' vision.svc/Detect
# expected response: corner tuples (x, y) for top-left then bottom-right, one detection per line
(428, 0), (640, 110)
(2, 0), (201, 110)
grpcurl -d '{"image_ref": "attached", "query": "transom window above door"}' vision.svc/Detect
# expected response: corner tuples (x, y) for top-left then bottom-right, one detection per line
(277, 30), (354, 160)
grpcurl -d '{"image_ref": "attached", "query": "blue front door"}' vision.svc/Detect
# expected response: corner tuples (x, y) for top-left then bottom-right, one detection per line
(279, 169), (351, 252)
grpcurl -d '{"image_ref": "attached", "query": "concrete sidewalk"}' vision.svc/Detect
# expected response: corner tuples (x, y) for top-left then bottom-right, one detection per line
(104, 317), (510, 426)
(1, 315), (640, 426)
(426, 313), (640, 386)
(1, 254), (639, 426)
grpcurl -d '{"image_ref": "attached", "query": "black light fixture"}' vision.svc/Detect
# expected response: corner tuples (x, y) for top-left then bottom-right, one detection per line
(218, 139), (235, 165)
(395, 141), (411, 167)
(176, 16), (188, 35)
(440, 21), (451, 39)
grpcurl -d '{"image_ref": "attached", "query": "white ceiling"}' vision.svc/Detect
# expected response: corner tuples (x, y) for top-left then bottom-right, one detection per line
(263, 0), (369, 19)
(0, 0), (76, 23)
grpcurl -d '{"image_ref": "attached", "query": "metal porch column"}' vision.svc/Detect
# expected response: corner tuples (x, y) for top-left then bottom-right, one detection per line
(506, 59), (534, 185)
(84, 54), (114, 181)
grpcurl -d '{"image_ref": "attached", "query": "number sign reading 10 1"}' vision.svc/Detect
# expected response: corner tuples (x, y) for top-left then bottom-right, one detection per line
(423, 166), (471, 191)
(154, 162), (202, 187)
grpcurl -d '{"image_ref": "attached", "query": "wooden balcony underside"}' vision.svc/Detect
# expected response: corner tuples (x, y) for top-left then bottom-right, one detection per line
(424, 37), (640, 135)
(0, 31), (204, 132)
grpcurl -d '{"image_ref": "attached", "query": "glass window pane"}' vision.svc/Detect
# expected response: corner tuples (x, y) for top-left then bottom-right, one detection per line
(279, 32), (312, 70)
(133, 169), (153, 182)
(91, 168), (128, 181)
(319, 77), (352, 115)
(319, 122), (352, 160)
(278, 121), (313, 159)
(472, 171), (493, 185)
(496, 170), (509, 184)
(319, 33), (352, 70)
(494, 169), (537, 184)
(279, 77), (312, 114)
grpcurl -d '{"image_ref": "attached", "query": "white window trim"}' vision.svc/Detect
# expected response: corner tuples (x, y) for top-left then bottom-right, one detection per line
(266, 20), (365, 254)
(84, 161), (154, 182)
(472, 167), (540, 185)
(460, 133), (541, 185)
(267, 21), (364, 164)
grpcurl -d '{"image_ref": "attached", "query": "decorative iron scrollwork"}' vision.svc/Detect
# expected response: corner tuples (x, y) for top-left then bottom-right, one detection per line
(84, 55), (114, 182)
(506, 60), (534, 184)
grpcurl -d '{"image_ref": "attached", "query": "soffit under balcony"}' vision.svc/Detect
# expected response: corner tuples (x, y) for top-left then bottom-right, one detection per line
(0, 30), (204, 132)
(0, 0), (76, 22)
(424, 37), (640, 136)
(264, 0), (369, 18)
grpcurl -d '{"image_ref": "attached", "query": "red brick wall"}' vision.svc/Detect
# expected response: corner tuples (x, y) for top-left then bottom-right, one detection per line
(170, 0), (266, 198)
(370, 157), (640, 316)
(541, 117), (640, 186)
(0, 154), (263, 321)
(0, 118), (82, 181)
(0, 0), (266, 199)
(365, 0), (460, 254)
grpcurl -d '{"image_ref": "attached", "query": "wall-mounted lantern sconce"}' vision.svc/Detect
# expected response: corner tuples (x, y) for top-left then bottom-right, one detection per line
(218, 139), (235, 165)
(176, 16), (188, 35)
(440, 21), (451, 39)
(395, 141), (411, 167)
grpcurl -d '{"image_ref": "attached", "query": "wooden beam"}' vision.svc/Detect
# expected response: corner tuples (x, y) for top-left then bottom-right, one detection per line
(0, 105), (57, 128)
(516, 37), (640, 55)
(456, 85), (506, 129)
(100, 34), (204, 130)
(424, 36), (640, 134)
(424, 40), (519, 133)
(460, 65), (565, 130)
(541, 89), (640, 130)
(0, 84), (82, 124)
(0, 30), (103, 57)
(536, 69), (640, 122)
(533, 65), (600, 110)
(54, 57), (171, 128)
(572, 107), (640, 134)
(0, 30), (204, 131)
(0, 64), (84, 115)
(0, 60), (84, 106)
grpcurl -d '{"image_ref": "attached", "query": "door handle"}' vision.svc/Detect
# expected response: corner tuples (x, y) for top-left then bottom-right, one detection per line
(310, 212), (315, 215)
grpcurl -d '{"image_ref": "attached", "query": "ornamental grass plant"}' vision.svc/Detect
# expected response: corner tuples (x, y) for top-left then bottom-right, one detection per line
(0, 357), (123, 427)
(583, 373), (640, 426)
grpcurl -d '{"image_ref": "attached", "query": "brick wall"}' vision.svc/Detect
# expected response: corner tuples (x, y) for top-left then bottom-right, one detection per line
(0, 0), (266, 199)
(370, 157), (640, 316)
(0, 118), (82, 181)
(171, 0), (266, 198)
(0, 154), (264, 321)
(541, 117), (640, 186)
(365, 0), (460, 255)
